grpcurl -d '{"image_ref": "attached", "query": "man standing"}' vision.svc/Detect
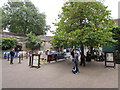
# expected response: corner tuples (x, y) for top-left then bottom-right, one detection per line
(10, 48), (15, 64)
(99, 53), (104, 61)
(86, 50), (91, 62)
(80, 54), (86, 67)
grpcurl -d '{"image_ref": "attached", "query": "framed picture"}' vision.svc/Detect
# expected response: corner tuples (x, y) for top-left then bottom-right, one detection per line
(33, 56), (39, 66)
(31, 54), (40, 68)
(106, 53), (114, 61)
(105, 52), (115, 68)
(40, 55), (48, 64)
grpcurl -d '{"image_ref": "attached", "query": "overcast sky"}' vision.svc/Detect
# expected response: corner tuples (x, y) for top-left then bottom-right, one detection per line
(0, 0), (120, 36)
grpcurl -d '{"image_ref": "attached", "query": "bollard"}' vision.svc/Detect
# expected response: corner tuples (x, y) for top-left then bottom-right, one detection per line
(18, 55), (21, 64)
(29, 56), (32, 66)
(26, 52), (28, 59)
(8, 54), (10, 61)
(22, 54), (23, 60)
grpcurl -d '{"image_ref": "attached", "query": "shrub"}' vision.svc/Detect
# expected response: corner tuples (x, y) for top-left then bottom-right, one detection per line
(0, 38), (18, 50)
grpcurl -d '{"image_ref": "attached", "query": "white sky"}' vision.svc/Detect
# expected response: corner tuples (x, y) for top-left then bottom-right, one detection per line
(0, 0), (120, 36)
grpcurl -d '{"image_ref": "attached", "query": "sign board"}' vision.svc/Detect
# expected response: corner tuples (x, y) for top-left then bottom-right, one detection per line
(106, 53), (114, 61)
(40, 55), (47, 64)
(33, 56), (39, 66)
(105, 52), (115, 68)
(31, 54), (40, 68)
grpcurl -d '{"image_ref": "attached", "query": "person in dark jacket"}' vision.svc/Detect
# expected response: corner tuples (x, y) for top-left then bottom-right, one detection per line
(99, 53), (104, 61)
(10, 48), (15, 64)
(80, 54), (86, 67)
(73, 50), (80, 73)
(86, 50), (91, 62)
(71, 49), (74, 59)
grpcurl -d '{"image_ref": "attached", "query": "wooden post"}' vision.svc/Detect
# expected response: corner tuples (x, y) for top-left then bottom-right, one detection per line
(8, 54), (9, 61)
(18, 55), (21, 64)
(29, 56), (32, 66)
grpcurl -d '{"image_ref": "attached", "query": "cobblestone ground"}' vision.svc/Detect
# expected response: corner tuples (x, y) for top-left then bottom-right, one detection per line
(1, 57), (118, 88)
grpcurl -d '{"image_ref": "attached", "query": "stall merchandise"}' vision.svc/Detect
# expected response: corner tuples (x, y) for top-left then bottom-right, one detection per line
(4, 52), (18, 58)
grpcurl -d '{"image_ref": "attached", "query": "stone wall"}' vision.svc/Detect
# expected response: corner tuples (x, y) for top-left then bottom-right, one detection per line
(1, 31), (52, 51)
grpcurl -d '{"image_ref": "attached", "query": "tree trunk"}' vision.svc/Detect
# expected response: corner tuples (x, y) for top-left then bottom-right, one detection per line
(80, 42), (86, 66)
(81, 43), (84, 56)
(90, 46), (93, 55)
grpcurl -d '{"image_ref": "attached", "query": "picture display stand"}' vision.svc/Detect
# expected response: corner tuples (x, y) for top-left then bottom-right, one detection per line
(105, 52), (116, 68)
(31, 54), (40, 68)
(18, 55), (22, 64)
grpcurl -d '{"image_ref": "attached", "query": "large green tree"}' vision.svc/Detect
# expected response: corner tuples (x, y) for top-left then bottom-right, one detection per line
(25, 32), (42, 50)
(111, 26), (120, 52)
(52, 1), (115, 55)
(0, 8), (2, 30)
(2, 1), (50, 35)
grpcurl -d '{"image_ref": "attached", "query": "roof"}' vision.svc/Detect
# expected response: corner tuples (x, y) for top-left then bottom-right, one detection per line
(1, 31), (52, 42)
(38, 35), (52, 42)
(1, 31), (26, 37)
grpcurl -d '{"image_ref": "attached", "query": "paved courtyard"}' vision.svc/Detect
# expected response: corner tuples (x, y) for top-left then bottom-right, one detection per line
(1, 57), (118, 88)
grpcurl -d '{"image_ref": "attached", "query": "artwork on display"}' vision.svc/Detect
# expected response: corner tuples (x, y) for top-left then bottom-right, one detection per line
(22, 51), (27, 56)
(18, 51), (27, 57)
(105, 52), (115, 68)
(106, 53), (114, 61)
(106, 63), (114, 66)
(40, 55), (48, 64)
(18, 51), (23, 56)
(33, 56), (39, 66)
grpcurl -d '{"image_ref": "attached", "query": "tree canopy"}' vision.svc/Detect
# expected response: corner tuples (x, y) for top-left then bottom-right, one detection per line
(25, 32), (42, 50)
(51, 1), (115, 54)
(0, 8), (2, 30)
(111, 26), (120, 52)
(2, 1), (50, 35)
(0, 38), (18, 50)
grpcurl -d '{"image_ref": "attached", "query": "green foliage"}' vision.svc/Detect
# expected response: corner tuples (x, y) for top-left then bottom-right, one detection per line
(51, 1), (115, 49)
(25, 32), (42, 50)
(2, 1), (50, 35)
(0, 38), (18, 50)
(0, 8), (2, 30)
(111, 26), (120, 52)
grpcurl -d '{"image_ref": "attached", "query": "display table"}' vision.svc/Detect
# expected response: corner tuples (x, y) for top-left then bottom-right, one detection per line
(47, 54), (57, 63)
